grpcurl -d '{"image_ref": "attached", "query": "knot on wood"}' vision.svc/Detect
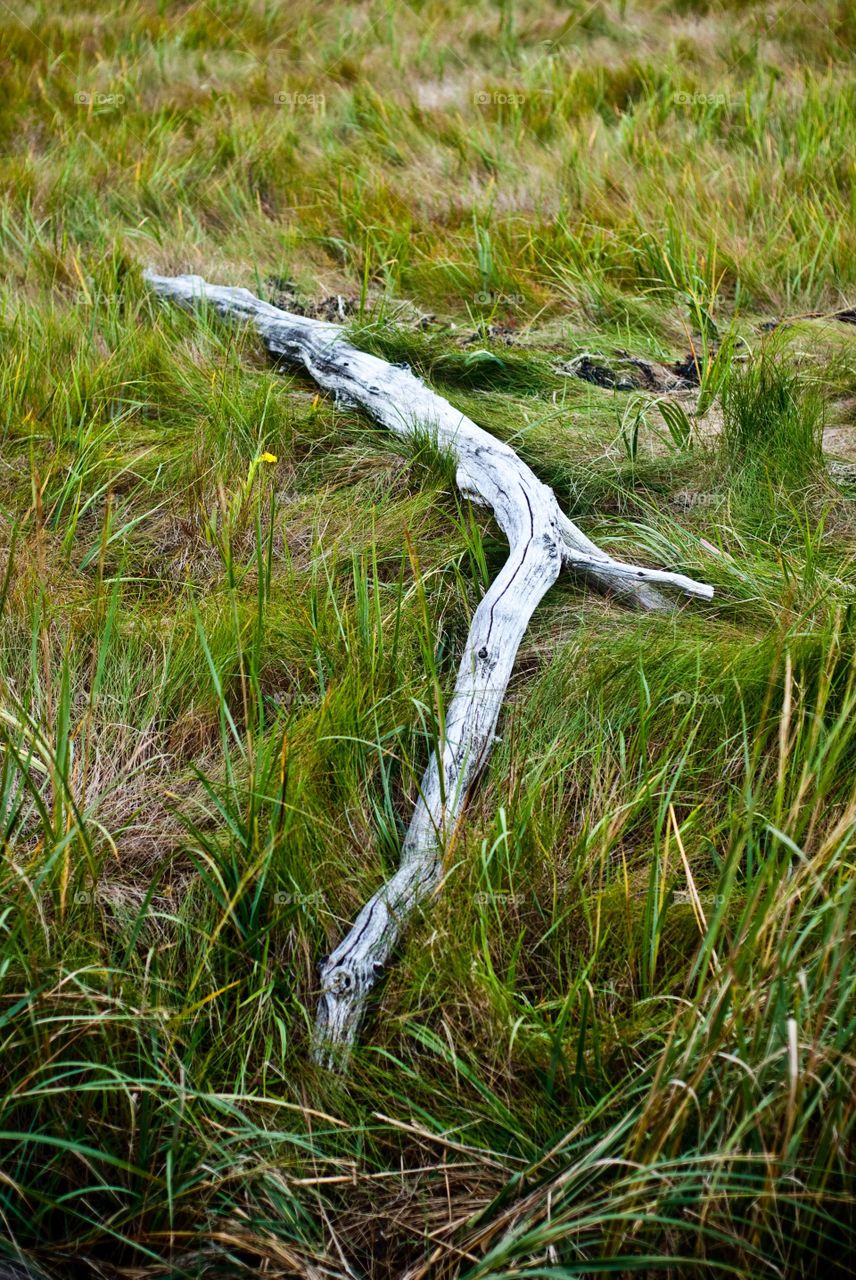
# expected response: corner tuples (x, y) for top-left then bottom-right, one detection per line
(325, 967), (354, 997)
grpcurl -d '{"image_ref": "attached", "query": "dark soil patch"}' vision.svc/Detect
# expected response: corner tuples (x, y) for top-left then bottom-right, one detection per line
(671, 353), (701, 385)
(266, 277), (360, 321)
(557, 351), (696, 392)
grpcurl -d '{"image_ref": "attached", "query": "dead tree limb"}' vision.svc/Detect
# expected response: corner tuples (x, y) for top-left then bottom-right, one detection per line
(145, 271), (714, 1067)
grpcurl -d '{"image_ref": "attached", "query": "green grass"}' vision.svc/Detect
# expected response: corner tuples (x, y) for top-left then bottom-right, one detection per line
(1, 2), (856, 1277)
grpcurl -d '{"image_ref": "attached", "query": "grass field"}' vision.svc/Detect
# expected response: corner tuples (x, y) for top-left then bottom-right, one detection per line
(1, 1), (856, 1276)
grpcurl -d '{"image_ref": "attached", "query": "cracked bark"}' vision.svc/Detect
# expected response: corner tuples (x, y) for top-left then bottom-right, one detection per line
(145, 271), (714, 1068)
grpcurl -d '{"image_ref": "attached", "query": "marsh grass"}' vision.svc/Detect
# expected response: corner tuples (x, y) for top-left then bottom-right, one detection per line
(722, 345), (826, 502)
(1, 1), (855, 1276)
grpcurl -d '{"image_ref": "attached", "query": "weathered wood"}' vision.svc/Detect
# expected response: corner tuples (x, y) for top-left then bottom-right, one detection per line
(145, 271), (713, 1067)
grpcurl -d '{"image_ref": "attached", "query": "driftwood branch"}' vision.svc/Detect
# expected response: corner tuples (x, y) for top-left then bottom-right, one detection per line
(145, 271), (713, 1068)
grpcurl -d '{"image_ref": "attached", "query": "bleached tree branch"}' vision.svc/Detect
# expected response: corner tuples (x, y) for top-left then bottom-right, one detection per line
(145, 271), (713, 1068)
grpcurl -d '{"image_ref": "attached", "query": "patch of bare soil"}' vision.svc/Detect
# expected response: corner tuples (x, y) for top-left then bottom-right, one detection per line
(824, 424), (856, 462)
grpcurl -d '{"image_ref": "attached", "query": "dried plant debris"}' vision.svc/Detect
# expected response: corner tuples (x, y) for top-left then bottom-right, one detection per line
(556, 351), (697, 392)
